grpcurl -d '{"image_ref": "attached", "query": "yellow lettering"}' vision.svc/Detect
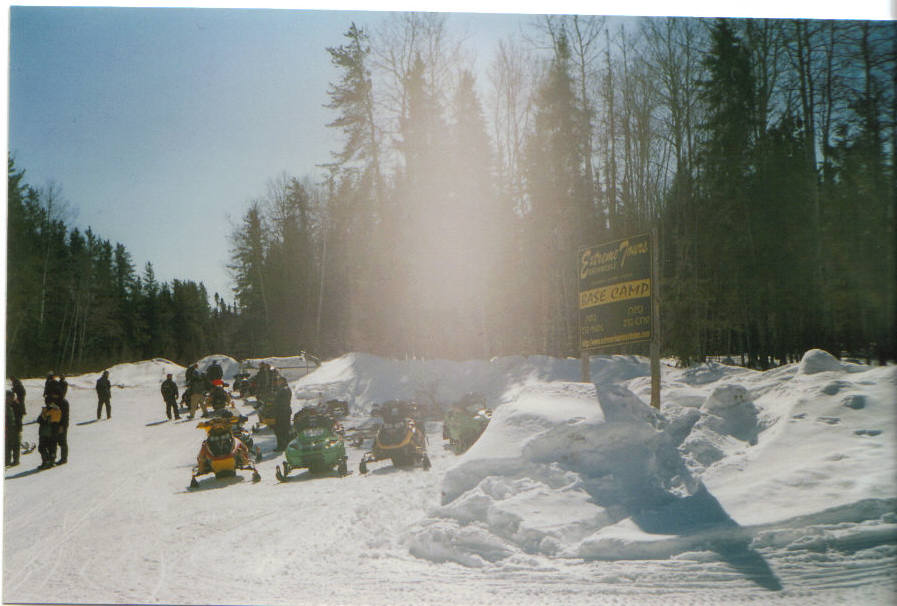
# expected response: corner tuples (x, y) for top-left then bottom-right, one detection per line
(579, 279), (651, 309)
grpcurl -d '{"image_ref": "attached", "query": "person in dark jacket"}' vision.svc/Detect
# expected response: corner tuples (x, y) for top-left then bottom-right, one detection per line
(44, 373), (68, 399)
(37, 396), (62, 469)
(187, 369), (208, 419)
(161, 373), (180, 420)
(206, 360), (223, 383)
(209, 383), (229, 412)
(255, 363), (272, 404)
(11, 377), (26, 415)
(43, 372), (54, 397)
(96, 370), (112, 419)
(185, 363), (199, 386)
(52, 390), (70, 465)
(273, 376), (293, 451)
(6, 389), (25, 466)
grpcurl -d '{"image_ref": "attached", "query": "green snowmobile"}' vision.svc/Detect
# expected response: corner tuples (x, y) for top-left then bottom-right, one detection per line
(443, 395), (492, 454)
(275, 408), (348, 480)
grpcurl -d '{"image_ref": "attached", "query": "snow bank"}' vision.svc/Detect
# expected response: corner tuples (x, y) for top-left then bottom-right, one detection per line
(66, 358), (185, 389)
(194, 354), (241, 380)
(291, 352), (652, 416)
(408, 380), (700, 566)
(406, 351), (896, 570)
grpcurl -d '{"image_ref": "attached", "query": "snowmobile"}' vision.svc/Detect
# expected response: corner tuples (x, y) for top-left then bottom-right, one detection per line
(358, 400), (430, 474)
(232, 372), (255, 398)
(275, 407), (348, 481)
(189, 413), (261, 488)
(443, 396), (492, 454)
(213, 409), (263, 463)
(251, 400), (278, 433)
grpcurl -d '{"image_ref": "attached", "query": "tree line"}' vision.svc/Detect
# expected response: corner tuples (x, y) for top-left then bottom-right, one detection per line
(8, 14), (895, 374)
(6, 156), (238, 376)
(229, 14), (893, 367)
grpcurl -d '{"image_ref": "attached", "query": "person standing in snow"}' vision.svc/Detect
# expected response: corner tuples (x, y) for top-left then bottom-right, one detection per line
(11, 377), (26, 415)
(273, 376), (293, 452)
(206, 360), (223, 384)
(44, 373), (68, 399)
(54, 389), (70, 465)
(209, 382), (229, 412)
(6, 389), (25, 467)
(43, 372), (55, 398)
(96, 370), (112, 420)
(255, 362), (272, 403)
(187, 369), (208, 419)
(161, 373), (180, 420)
(36, 396), (61, 468)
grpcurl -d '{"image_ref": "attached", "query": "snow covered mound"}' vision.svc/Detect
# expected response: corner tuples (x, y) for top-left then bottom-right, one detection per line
(67, 358), (185, 389)
(798, 348), (846, 375)
(678, 384), (765, 472)
(194, 354), (241, 380)
(408, 381), (699, 567)
(292, 352), (651, 416)
(408, 352), (896, 576)
(241, 354), (321, 382)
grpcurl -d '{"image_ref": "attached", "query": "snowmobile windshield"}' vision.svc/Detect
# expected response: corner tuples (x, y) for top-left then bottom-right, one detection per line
(208, 431), (235, 456)
(300, 427), (327, 438)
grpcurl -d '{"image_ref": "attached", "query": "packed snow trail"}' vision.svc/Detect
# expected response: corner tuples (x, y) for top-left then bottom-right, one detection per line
(3, 351), (895, 605)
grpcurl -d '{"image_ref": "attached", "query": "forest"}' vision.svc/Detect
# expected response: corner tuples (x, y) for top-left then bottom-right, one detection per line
(6, 14), (895, 376)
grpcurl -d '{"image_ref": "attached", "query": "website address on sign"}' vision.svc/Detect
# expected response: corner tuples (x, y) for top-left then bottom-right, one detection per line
(582, 330), (651, 348)
(579, 279), (651, 309)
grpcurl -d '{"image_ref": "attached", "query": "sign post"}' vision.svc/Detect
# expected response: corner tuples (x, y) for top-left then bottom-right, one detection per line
(578, 231), (661, 408)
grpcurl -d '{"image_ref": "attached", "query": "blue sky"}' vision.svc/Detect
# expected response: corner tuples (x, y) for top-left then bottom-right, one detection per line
(6, 3), (892, 306)
(8, 6), (535, 302)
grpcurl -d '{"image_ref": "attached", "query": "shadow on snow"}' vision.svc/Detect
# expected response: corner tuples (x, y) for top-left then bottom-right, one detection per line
(629, 483), (783, 591)
(182, 474), (246, 493)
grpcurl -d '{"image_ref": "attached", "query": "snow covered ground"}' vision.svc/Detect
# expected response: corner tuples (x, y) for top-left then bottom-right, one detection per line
(3, 349), (895, 605)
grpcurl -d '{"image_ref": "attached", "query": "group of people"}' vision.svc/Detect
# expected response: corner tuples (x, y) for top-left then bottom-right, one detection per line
(4, 370), (113, 470)
(249, 362), (294, 451)
(175, 360), (230, 420)
(7, 359), (300, 470)
(35, 373), (71, 468)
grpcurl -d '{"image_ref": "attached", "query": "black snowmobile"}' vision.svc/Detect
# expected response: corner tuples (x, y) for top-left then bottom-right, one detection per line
(359, 400), (430, 474)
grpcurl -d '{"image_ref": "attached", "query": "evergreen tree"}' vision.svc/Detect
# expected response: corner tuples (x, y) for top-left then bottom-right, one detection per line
(228, 202), (270, 356)
(695, 18), (760, 362)
(524, 32), (589, 355)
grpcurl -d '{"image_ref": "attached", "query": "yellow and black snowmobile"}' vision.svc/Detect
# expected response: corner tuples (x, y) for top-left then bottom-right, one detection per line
(359, 400), (430, 474)
(189, 412), (261, 488)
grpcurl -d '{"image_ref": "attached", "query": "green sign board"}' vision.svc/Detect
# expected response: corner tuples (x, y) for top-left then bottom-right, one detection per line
(578, 233), (653, 351)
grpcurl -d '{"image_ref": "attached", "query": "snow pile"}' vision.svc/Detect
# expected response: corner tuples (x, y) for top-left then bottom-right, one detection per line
(408, 381), (699, 566)
(291, 352), (651, 416)
(678, 384), (764, 472)
(407, 349), (896, 581)
(65, 358), (185, 390)
(194, 354), (241, 379)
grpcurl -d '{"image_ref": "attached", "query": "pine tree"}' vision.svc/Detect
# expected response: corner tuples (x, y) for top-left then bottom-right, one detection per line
(228, 202), (270, 356)
(524, 31), (589, 355)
